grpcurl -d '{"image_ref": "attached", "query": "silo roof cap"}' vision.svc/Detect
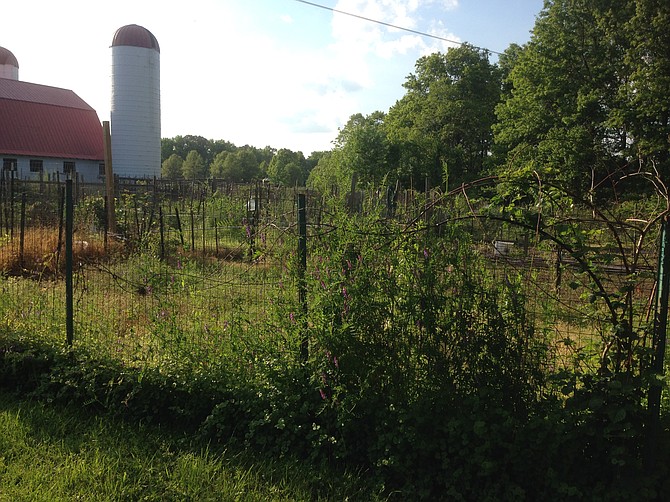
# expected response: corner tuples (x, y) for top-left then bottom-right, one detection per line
(0, 47), (19, 68)
(112, 24), (160, 53)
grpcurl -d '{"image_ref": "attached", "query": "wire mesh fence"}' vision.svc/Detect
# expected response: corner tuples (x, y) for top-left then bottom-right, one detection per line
(0, 175), (665, 400)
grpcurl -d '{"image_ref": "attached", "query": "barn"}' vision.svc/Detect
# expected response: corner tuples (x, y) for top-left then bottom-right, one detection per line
(0, 46), (105, 183)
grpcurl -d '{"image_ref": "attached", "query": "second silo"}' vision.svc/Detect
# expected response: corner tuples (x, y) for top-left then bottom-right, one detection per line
(0, 47), (19, 80)
(111, 24), (161, 178)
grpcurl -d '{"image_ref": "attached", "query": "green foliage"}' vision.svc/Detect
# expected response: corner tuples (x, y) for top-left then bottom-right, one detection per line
(210, 148), (262, 182)
(333, 112), (391, 187)
(267, 149), (307, 186)
(306, 150), (350, 196)
(624, 0), (670, 179)
(75, 195), (106, 232)
(386, 44), (501, 188)
(294, 202), (547, 482)
(161, 135), (235, 167)
(182, 150), (208, 180)
(113, 190), (160, 245)
(162, 153), (183, 179)
(493, 0), (670, 198)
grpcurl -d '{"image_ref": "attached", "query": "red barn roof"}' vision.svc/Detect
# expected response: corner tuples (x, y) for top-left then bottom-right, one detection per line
(0, 78), (104, 161)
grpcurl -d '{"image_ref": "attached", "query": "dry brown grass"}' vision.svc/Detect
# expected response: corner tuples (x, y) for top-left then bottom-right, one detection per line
(0, 227), (125, 278)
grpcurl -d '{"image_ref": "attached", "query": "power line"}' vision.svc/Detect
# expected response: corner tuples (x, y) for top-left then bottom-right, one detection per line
(292, 0), (503, 56)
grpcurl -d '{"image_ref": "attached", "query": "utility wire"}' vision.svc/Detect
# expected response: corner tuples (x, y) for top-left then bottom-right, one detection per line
(292, 0), (503, 56)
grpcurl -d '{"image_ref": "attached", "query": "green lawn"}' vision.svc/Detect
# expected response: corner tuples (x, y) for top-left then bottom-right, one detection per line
(0, 390), (376, 502)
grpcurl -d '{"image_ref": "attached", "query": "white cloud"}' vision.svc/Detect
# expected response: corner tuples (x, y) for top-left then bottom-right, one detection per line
(441, 0), (459, 10)
(331, 0), (462, 58)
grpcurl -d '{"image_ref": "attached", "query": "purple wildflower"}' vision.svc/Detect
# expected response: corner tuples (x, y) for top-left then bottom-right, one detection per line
(319, 389), (327, 400)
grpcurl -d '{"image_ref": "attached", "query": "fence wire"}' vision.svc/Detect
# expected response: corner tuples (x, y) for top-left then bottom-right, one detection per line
(0, 177), (666, 404)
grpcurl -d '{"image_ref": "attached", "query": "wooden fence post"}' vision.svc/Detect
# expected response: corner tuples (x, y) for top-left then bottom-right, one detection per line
(103, 121), (117, 234)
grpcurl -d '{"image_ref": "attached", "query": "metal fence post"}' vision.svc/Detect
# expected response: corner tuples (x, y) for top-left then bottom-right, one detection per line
(65, 179), (74, 347)
(159, 205), (165, 259)
(298, 193), (308, 363)
(647, 215), (670, 464)
(19, 192), (26, 269)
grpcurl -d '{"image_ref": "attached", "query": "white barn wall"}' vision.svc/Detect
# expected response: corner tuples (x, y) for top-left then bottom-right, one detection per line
(6, 157), (102, 182)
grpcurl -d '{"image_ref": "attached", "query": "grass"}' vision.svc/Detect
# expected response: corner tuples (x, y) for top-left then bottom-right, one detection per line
(0, 389), (379, 501)
(0, 228), (287, 370)
(0, 227), (125, 278)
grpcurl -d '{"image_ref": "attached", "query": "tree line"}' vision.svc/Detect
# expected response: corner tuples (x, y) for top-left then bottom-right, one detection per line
(160, 136), (324, 186)
(162, 0), (670, 201)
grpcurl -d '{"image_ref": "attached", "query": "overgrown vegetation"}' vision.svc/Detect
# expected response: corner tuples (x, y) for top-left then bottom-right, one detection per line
(2, 0), (670, 497)
(2, 173), (670, 500)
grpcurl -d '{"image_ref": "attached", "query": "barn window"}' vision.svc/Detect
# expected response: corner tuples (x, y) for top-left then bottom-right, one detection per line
(2, 158), (17, 171)
(63, 161), (75, 174)
(99, 163), (106, 176)
(30, 160), (43, 172)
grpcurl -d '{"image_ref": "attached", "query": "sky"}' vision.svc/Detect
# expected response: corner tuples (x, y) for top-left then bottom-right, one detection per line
(2, 0), (544, 156)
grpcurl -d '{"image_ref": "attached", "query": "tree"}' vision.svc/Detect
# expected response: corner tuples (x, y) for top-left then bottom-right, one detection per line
(161, 153), (183, 179)
(211, 148), (262, 182)
(334, 112), (391, 187)
(386, 45), (501, 189)
(493, 0), (638, 199)
(306, 150), (350, 195)
(624, 0), (670, 179)
(209, 151), (231, 179)
(182, 150), (208, 179)
(306, 151), (328, 176)
(267, 149), (307, 186)
(161, 135), (235, 166)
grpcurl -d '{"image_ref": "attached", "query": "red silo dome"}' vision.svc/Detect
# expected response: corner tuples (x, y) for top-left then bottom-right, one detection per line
(0, 46), (19, 80)
(0, 47), (19, 68)
(111, 24), (160, 53)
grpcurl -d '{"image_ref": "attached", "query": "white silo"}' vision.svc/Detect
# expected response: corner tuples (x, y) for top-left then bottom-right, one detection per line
(0, 47), (19, 80)
(110, 24), (161, 178)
